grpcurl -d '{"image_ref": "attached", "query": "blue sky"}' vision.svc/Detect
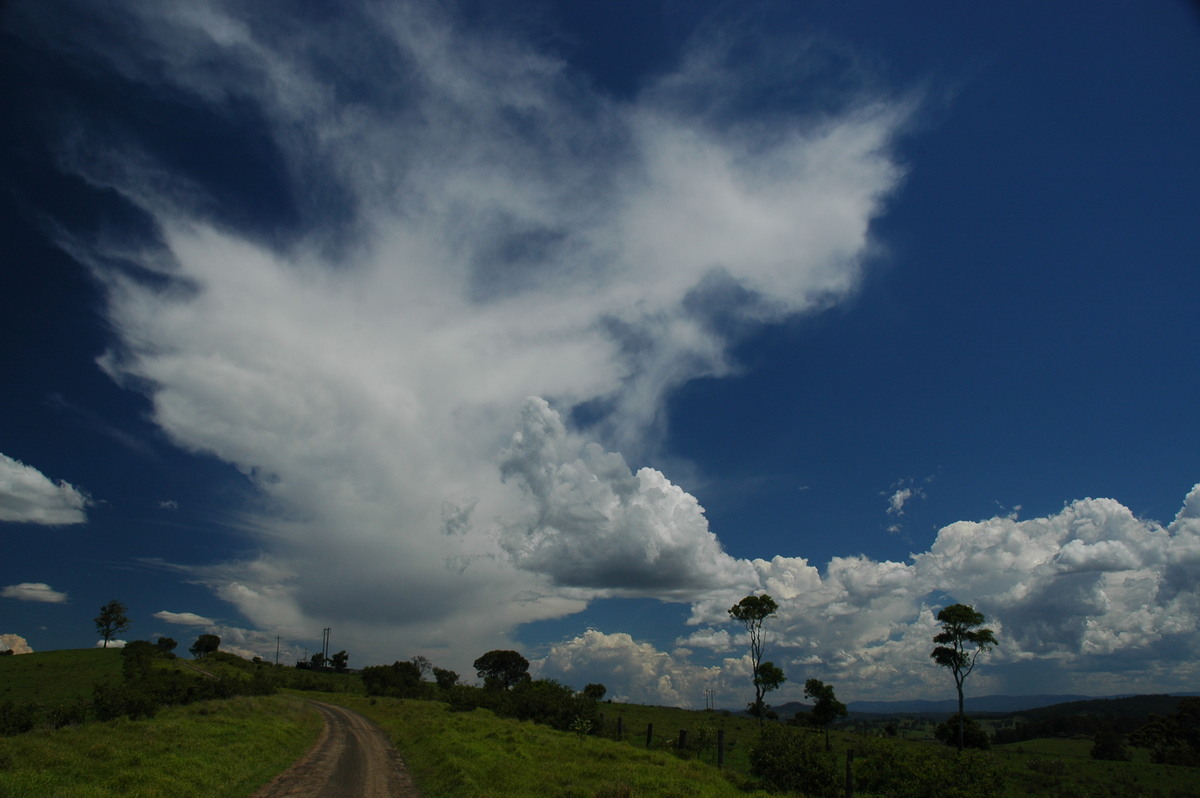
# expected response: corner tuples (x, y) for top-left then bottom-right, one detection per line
(2, 1), (1199, 708)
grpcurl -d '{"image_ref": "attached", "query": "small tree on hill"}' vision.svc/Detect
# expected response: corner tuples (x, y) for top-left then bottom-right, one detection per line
(433, 666), (459, 690)
(729, 593), (782, 725)
(155, 637), (177, 654)
(94, 600), (130, 648)
(930, 603), (997, 752)
(331, 650), (349, 673)
(190, 633), (221, 658)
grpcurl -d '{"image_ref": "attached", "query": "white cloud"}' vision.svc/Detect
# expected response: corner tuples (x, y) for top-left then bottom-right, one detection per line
(0, 453), (89, 526)
(153, 610), (215, 626)
(95, 639), (127, 649)
(28, 0), (911, 677)
(2, 583), (69, 603)
(1, 634), (34, 654)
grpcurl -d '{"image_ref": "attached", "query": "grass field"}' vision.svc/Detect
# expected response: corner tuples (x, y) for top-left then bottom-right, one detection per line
(0, 694), (321, 797)
(0, 649), (124, 709)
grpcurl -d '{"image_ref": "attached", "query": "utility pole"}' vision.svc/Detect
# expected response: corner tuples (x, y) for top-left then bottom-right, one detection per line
(275, 636), (281, 666)
(322, 627), (331, 664)
(704, 688), (716, 711)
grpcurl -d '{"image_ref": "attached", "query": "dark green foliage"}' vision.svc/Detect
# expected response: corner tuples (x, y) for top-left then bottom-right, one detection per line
(473, 649), (530, 690)
(1091, 726), (1132, 761)
(121, 640), (157, 681)
(583, 683), (607, 701)
(0, 701), (38, 736)
(1131, 697), (1200, 766)
(802, 679), (848, 749)
(154, 637), (177, 654)
(748, 725), (838, 796)
(94, 599), (130, 648)
(331, 650), (349, 673)
(433, 666), (459, 690)
(856, 740), (1003, 798)
(935, 714), (990, 750)
(189, 633), (221, 658)
(361, 660), (428, 698)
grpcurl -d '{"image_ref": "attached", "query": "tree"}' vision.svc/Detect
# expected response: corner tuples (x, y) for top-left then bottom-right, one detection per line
(473, 649), (530, 690)
(410, 655), (432, 678)
(583, 683), (607, 701)
(934, 714), (990, 750)
(94, 600), (130, 648)
(729, 593), (782, 725)
(154, 637), (177, 654)
(190, 633), (221, 658)
(433, 666), (459, 691)
(331, 650), (349, 673)
(930, 603), (997, 751)
(804, 679), (848, 750)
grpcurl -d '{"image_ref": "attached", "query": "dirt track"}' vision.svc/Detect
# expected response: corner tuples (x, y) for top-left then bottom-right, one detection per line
(252, 700), (421, 797)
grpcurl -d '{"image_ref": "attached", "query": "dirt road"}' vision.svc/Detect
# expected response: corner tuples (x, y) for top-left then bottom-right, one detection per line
(252, 700), (421, 797)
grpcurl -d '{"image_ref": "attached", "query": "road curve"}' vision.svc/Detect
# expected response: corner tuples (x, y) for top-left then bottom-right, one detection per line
(251, 700), (421, 797)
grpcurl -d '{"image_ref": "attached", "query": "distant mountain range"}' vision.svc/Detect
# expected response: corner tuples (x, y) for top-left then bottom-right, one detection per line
(764, 692), (1200, 718)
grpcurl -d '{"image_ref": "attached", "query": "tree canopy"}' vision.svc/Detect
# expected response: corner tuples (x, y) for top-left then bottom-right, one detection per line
(189, 633), (221, 658)
(473, 649), (530, 690)
(803, 678), (848, 750)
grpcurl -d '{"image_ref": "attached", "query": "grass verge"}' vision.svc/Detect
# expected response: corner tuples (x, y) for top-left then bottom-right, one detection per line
(0, 694), (320, 798)
(312, 693), (773, 798)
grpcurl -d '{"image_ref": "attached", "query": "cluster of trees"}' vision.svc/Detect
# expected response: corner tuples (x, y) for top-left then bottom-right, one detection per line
(729, 594), (996, 753)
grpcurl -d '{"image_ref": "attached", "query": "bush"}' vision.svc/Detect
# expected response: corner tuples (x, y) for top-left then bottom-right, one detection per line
(0, 701), (37, 736)
(935, 714), (991, 750)
(748, 726), (838, 796)
(856, 740), (1004, 798)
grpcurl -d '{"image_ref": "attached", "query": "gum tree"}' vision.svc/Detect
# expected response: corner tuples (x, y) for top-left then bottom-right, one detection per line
(729, 593), (784, 724)
(930, 603), (998, 751)
(94, 600), (130, 648)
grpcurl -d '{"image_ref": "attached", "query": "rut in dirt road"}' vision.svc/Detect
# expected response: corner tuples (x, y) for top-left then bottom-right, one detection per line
(252, 700), (421, 798)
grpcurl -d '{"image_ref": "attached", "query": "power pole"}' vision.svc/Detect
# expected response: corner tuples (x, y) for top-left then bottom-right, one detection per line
(275, 636), (281, 666)
(322, 627), (331, 664)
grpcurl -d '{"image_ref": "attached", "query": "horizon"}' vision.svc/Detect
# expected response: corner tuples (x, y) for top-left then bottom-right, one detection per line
(2, 1), (1199, 707)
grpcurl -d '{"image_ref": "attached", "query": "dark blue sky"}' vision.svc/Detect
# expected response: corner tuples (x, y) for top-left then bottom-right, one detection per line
(3, 0), (1199, 705)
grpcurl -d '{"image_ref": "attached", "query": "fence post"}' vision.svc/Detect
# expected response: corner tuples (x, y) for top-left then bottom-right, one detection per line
(717, 729), (725, 769)
(845, 749), (854, 798)
(646, 722), (653, 748)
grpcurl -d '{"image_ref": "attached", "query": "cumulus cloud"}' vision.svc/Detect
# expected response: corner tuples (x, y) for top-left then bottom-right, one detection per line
(20, 0), (910, 673)
(153, 610), (215, 626)
(2, 583), (69, 603)
(95, 639), (127, 649)
(1, 634), (34, 654)
(0, 453), (89, 526)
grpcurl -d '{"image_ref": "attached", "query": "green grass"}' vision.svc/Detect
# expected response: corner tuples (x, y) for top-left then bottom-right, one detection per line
(0, 694), (321, 797)
(311, 693), (773, 798)
(0, 649), (123, 708)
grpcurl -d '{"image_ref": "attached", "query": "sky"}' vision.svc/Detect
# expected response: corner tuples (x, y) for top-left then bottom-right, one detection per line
(2, 0), (1199, 708)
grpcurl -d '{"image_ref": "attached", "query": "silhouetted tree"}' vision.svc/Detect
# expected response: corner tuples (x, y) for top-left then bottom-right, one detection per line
(190, 633), (221, 658)
(473, 649), (530, 690)
(583, 683), (607, 701)
(729, 593), (781, 725)
(331, 650), (349, 673)
(94, 600), (130, 648)
(804, 679), (848, 750)
(154, 637), (177, 654)
(433, 666), (459, 690)
(411, 655), (432, 678)
(930, 603), (997, 751)
(935, 714), (990, 750)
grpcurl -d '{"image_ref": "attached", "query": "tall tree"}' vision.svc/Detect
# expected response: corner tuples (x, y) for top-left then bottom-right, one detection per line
(331, 650), (349, 673)
(930, 603), (997, 751)
(803, 678), (848, 750)
(729, 593), (782, 725)
(94, 600), (130, 648)
(473, 649), (530, 690)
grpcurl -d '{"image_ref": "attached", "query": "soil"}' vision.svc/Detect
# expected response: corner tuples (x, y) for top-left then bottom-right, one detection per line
(251, 700), (421, 797)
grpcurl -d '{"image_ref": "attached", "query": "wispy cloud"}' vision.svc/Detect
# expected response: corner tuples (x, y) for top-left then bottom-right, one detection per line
(2, 582), (69, 603)
(152, 610), (215, 626)
(0, 453), (89, 526)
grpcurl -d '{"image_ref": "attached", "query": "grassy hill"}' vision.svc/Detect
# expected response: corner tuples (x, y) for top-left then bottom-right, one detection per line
(0, 648), (124, 708)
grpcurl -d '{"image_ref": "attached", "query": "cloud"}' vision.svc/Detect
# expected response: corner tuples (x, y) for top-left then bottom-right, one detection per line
(0, 453), (89, 525)
(1, 634), (34, 654)
(95, 639), (127, 649)
(499, 398), (756, 597)
(23, 0), (911, 674)
(2, 583), (69, 603)
(153, 610), (215, 626)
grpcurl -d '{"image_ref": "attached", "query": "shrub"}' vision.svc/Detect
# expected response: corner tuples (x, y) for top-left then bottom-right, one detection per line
(748, 726), (838, 796)
(0, 701), (38, 736)
(856, 740), (1004, 798)
(934, 714), (991, 750)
